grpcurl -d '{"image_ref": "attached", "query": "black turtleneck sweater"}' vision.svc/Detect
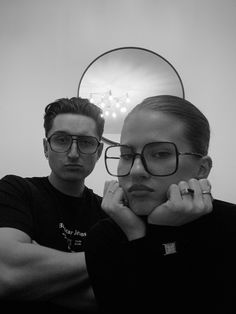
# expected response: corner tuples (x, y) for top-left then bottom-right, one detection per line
(85, 199), (236, 314)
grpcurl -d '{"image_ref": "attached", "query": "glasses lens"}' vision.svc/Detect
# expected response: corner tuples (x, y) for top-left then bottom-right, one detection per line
(49, 134), (99, 154)
(50, 133), (72, 152)
(106, 145), (133, 176)
(143, 142), (177, 175)
(77, 136), (99, 154)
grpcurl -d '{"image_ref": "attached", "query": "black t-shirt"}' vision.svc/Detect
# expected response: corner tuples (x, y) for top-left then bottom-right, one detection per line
(0, 174), (107, 313)
(0, 174), (107, 252)
(85, 199), (236, 314)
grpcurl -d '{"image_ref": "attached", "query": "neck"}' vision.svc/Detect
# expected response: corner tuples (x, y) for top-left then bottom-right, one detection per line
(48, 173), (85, 197)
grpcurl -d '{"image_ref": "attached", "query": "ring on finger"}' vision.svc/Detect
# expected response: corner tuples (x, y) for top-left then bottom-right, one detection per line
(202, 190), (211, 195)
(202, 190), (214, 201)
(202, 190), (213, 197)
(180, 188), (194, 196)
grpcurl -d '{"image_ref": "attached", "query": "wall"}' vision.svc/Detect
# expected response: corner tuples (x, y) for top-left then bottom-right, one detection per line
(0, 0), (236, 202)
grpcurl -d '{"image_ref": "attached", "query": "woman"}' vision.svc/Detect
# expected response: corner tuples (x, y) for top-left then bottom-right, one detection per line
(85, 95), (236, 314)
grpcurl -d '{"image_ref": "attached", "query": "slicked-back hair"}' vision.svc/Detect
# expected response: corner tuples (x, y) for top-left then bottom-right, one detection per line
(126, 95), (210, 155)
(44, 97), (105, 139)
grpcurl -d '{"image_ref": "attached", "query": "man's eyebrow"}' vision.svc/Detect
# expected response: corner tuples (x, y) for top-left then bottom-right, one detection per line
(50, 132), (96, 137)
(50, 131), (68, 135)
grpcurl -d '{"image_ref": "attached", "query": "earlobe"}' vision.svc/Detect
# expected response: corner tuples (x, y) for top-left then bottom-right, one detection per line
(197, 156), (212, 179)
(43, 138), (49, 159)
(97, 142), (104, 160)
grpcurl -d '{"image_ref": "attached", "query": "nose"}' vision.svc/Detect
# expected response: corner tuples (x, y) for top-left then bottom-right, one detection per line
(67, 140), (79, 158)
(129, 155), (149, 177)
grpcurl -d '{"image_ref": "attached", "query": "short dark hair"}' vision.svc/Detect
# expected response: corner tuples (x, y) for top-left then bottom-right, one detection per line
(127, 95), (210, 155)
(44, 97), (105, 139)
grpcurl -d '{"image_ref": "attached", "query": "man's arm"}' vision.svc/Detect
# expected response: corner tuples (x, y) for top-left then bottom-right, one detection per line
(0, 227), (88, 301)
(50, 284), (98, 311)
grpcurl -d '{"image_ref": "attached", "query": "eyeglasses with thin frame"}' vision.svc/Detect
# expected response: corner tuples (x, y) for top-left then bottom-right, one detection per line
(105, 142), (203, 177)
(47, 132), (101, 154)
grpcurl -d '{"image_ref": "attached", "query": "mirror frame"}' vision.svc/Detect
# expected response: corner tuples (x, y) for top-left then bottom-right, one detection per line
(78, 46), (185, 145)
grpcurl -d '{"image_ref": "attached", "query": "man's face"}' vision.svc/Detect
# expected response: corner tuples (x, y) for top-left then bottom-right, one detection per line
(118, 110), (207, 216)
(44, 113), (103, 184)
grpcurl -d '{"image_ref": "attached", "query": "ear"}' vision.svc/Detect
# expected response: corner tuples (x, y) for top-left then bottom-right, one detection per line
(43, 138), (49, 159)
(196, 156), (212, 179)
(96, 142), (104, 160)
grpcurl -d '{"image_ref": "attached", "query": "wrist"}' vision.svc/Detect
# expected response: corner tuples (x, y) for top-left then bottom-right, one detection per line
(126, 227), (146, 241)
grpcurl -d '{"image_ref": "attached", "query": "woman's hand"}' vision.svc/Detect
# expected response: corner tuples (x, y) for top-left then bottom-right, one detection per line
(147, 178), (213, 226)
(102, 180), (146, 241)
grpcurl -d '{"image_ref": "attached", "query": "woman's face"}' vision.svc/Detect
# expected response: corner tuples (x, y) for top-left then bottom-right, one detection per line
(118, 110), (205, 216)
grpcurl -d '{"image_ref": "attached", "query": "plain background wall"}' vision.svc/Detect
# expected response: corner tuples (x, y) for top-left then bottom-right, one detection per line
(0, 0), (236, 202)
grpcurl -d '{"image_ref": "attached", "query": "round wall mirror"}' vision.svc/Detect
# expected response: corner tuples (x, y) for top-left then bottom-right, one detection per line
(78, 47), (185, 144)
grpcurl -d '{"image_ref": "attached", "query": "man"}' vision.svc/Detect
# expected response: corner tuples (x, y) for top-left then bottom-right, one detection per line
(0, 97), (106, 313)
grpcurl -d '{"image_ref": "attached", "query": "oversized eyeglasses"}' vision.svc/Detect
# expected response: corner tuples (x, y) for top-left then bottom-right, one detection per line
(47, 132), (101, 154)
(105, 142), (203, 177)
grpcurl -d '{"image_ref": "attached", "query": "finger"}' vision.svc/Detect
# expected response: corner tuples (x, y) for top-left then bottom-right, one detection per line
(188, 178), (212, 214)
(103, 186), (135, 222)
(102, 183), (122, 213)
(167, 184), (185, 203)
(199, 178), (213, 212)
(199, 178), (212, 196)
(188, 178), (203, 200)
(102, 181), (122, 213)
(103, 181), (111, 196)
(115, 188), (129, 208)
(178, 181), (194, 200)
(114, 186), (127, 205)
(103, 180), (118, 196)
(108, 181), (119, 195)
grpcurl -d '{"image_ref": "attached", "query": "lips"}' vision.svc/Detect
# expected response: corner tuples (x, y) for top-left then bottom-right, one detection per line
(128, 184), (154, 193)
(65, 164), (82, 168)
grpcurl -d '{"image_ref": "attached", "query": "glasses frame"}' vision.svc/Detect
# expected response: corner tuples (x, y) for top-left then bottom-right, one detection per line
(47, 132), (101, 155)
(105, 141), (203, 177)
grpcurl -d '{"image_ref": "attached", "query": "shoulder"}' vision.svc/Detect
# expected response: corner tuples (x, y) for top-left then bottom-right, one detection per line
(0, 174), (30, 193)
(212, 199), (236, 232)
(0, 175), (48, 199)
(0, 174), (45, 187)
(84, 186), (107, 218)
(213, 198), (236, 214)
(85, 186), (102, 202)
(1, 174), (27, 184)
(24, 176), (48, 191)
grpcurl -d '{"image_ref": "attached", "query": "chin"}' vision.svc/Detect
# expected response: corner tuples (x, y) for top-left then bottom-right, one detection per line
(62, 173), (85, 182)
(128, 199), (160, 216)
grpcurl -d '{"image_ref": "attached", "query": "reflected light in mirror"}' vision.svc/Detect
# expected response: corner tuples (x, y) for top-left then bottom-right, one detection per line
(78, 47), (185, 143)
